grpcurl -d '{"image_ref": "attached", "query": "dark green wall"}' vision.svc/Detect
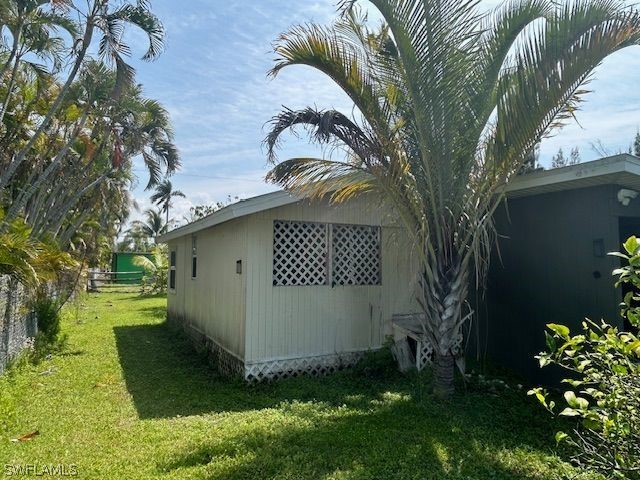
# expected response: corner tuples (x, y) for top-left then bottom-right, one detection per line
(475, 184), (640, 383)
(111, 253), (150, 284)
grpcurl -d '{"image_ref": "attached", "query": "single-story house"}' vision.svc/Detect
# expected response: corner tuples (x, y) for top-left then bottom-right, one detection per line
(158, 154), (640, 382)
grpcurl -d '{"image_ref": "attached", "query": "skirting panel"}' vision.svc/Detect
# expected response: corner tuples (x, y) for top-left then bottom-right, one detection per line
(168, 313), (244, 378)
(168, 313), (365, 382)
(244, 352), (364, 383)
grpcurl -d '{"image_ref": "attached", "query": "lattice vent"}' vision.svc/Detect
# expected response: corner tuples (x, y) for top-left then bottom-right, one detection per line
(416, 340), (434, 371)
(332, 224), (381, 286)
(414, 333), (464, 372)
(244, 352), (363, 383)
(273, 220), (328, 286)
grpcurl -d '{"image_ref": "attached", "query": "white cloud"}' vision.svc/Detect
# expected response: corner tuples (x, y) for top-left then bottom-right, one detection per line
(128, 0), (640, 231)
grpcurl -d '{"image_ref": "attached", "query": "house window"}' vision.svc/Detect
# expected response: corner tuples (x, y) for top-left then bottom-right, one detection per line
(332, 224), (381, 286)
(169, 250), (176, 290)
(272, 220), (381, 287)
(191, 236), (197, 279)
(273, 220), (328, 286)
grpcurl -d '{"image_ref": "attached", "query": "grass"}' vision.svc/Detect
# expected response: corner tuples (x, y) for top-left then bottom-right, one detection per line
(0, 291), (576, 479)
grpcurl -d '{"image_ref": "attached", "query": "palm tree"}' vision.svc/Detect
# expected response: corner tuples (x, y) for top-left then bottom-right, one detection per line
(150, 180), (185, 227)
(0, 0), (77, 124)
(128, 208), (167, 244)
(265, 0), (640, 397)
(0, 0), (165, 190)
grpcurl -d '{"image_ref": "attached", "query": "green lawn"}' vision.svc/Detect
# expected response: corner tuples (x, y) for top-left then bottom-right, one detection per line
(0, 291), (575, 479)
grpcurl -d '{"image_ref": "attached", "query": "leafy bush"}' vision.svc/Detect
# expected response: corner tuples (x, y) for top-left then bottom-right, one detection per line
(351, 346), (397, 379)
(529, 236), (640, 479)
(133, 246), (168, 294)
(0, 209), (76, 289)
(31, 294), (66, 360)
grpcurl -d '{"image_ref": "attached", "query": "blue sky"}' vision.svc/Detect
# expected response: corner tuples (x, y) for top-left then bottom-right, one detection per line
(126, 0), (640, 224)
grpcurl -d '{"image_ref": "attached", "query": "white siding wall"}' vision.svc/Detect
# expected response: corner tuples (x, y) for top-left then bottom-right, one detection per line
(244, 195), (419, 364)
(167, 217), (248, 358)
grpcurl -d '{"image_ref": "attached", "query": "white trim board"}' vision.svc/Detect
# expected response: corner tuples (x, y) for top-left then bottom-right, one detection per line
(158, 154), (640, 243)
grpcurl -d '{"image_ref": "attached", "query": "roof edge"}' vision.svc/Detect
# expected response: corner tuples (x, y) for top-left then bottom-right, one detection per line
(157, 190), (301, 243)
(158, 154), (640, 242)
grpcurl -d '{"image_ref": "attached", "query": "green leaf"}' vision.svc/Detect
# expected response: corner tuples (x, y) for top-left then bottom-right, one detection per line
(544, 331), (557, 352)
(559, 407), (581, 417)
(612, 364), (628, 375)
(547, 323), (570, 339)
(624, 236), (638, 255)
(555, 431), (568, 444)
(564, 390), (578, 406)
(564, 391), (589, 410)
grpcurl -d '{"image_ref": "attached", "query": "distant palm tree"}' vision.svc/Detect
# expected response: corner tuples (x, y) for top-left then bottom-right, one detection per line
(266, 0), (640, 397)
(150, 180), (185, 227)
(128, 208), (167, 244)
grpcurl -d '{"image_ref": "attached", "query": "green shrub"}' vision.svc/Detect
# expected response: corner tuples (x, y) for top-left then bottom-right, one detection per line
(351, 346), (397, 379)
(529, 236), (640, 479)
(133, 246), (168, 294)
(31, 294), (66, 359)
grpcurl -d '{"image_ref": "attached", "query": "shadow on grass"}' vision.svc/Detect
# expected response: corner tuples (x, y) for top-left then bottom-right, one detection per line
(126, 293), (168, 301)
(155, 388), (564, 480)
(113, 320), (564, 478)
(113, 322), (411, 420)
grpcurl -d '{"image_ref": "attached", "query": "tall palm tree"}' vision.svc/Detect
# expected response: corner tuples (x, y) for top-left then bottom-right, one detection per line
(265, 0), (640, 397)
(128, 208), (167, 244)
(150, 179), (185, 227)
(0, 0), (165, 190)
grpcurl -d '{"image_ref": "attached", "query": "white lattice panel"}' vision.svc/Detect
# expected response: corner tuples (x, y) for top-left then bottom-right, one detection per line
(332, 224), (381, 286)
(416, 340), (434, 371)
(244, 352), (363, 383)
(415, 333), (464, 371)
(273, 220), (328, 286)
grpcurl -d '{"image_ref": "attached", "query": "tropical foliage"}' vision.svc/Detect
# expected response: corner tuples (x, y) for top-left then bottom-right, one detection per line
(265, 0), (640, 396)
(530, 237), (640, 480)
(124, 207), (168, 249)
(132, 245), (168, 294)
(0, 209), (75, 288)
(0, 0), (178, 277)
(150, 179), (184, 227)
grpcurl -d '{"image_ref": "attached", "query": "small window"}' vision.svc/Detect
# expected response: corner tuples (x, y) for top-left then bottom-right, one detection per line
(191, 236), (197, 279)
(273, 220), (328, 286)
(169, 250), (176, 290)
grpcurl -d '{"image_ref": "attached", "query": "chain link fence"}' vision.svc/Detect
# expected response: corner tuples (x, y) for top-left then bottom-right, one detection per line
(0, 276), (37, 374)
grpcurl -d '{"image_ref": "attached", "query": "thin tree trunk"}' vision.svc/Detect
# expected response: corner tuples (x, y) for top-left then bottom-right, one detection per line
(0, 19), (94, 190)
(5, 108), (91, 222)
(58, 208), (93, 245)
(0, 51), (22, 125)
(49, 173), (108, 236)
(0, 24), (22, 82)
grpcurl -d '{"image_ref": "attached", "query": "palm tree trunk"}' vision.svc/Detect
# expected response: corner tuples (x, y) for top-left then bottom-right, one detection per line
(49, 173), (109, 237)
(5, 109), (91, 222)
(0, 24), (22, 82)
(433, 351), (455, 398)
(0, 51), (22, 125)
(0, 18), (94, 190)
(420, 255), (469, 399)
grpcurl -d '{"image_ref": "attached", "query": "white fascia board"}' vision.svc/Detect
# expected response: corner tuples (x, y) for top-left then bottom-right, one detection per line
(157, 190), (301, 243)
(158, 155), (640, 242)
(504, 154), (640, 196)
